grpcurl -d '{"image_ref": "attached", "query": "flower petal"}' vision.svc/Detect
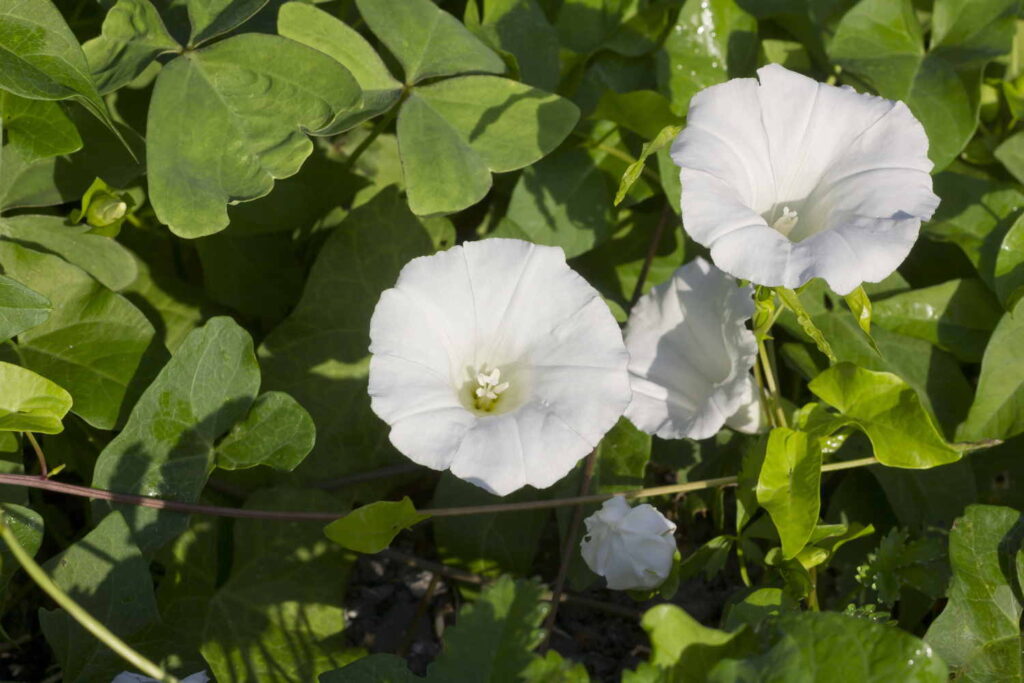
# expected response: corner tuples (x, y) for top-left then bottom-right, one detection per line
(624, 258), (757, 440)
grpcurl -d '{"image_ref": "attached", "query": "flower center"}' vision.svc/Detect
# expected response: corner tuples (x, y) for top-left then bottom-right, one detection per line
(473, 367), (510, 412)
(771, 206), (799, 236)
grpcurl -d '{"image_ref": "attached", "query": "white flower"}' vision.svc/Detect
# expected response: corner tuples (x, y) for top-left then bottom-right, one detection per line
(580, 496), (677, 590)
(368, 238), (631, 496)
(111, 672), (209, 683)
(624, 258), (761, 440)
(671, 63), (939, 295)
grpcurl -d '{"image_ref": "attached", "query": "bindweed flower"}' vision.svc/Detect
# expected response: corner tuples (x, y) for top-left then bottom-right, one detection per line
(672, 63), (939, 295)
(624, 258), (761, 440)
(369, 238), (631, 496)
(580, 496), (676, 590)
(111, 672), (209, 683)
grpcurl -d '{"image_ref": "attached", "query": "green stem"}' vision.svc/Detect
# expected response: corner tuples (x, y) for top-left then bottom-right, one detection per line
(0, 522), (179, 683)
(757, 338), (788, 428)
(807, 566), (820, 611)
(342, 104), (400, 171)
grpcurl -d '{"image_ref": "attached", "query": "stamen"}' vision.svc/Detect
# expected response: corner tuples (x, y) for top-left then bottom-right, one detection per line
(772, 206), (799, 235)
(473, 367), (510, 411)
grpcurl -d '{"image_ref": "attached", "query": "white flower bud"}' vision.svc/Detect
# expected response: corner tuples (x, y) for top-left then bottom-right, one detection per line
(580, 496), (677, 590)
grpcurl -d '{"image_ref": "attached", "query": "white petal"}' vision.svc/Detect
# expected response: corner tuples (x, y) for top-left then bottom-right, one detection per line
(580, 496), (677, 591)
(673, 64), (938, 294)
(724, 375), (764, 434)
(369, 238), (630, 495)
(624, 258), (757, 440)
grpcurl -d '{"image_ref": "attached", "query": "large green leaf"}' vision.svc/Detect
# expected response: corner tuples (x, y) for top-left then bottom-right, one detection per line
(0, 274), (49, 342)
(959, 297), (1024, 441)
(656, 0), (758, 114)
(872, 278), (1003, 362)
(187, 0), (267, 46)
(147, 33), (362, 237)
(213, 391), (315, 472)
(91, 317), (260, 553)
(83, 0), (181, 94)
(0, 241), (157, 430)
(756, 428), (822, 559)
(200, 488), (356, 683)
(277, 2), (402, 133)
(355, 0), (505, 84)
(926, 505), (1024, 682)
(0, 361), (70, 434)
(398, 75), (579, 215)
(708, 612), (947, 681)
(0, 92), (81, 162)
(258, 188), (434, 482)
(502, 147), (614, 257)
(829, 0), (1018, 170)
(39, 512), (160, 683)
(0, 0), (115, 131)
(809, 363), (962, 468)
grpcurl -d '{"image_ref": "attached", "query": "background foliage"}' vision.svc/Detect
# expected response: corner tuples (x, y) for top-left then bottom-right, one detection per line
(1, 0), (1024, 681)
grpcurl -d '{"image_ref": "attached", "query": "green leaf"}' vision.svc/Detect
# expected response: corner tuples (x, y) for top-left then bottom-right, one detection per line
(91, 317), (260, 553)
(277, 2), (402, 133)
(959, 297), (1024, 441)
(656, 0), (758, 114)
(200, 488), (357, 683)
(555, 0), (634, 55)
(433, 473), (549, 576)
(0, 274), (49, 342)
(829, 0), (1018, 170)
(756, 427), (822, 559)
(466, 0), (561, 91)
(0, 214), (138, 291)
(872, 278), (1003, 363)
(324, 497), (428, 554)
(0, 0), (117, 135)
(0, 503), (42, 593)
(320, 655), (416, 683)
(504, 147), (614, 257)
(709, 612), (947, 681)
(147, 33), (362, 237)
(0, 362), (58, 431)
(995, 129), (1024, 184)
(995, 212), (1024, 308)
(187, 0), (267, 47)
(856, 528), (948, 605)
(82, 0), (180, 94)
(614, 124), (682, 206)
(39, 512), (159, 683)
(356, 0), (505, 84)
(926, 505), (1024, 682)
(214, 391), (315, 472)
(594, 416), (651, 492)
(398, 75), (579, 216)
(722, 587), (800, 632)
(808, 363), (962, 468)
(0, 241), (157, 429)
(777, 287), (837, 362)
(626, 604), (753, 682)
(259, 188), (435, 482)
(843, 285), (873, 335)
(593, 90), (683, 140)
(0, 92), (81, 161)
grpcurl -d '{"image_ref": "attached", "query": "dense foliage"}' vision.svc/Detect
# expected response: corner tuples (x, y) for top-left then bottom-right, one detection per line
(1, 0), (1024, 681)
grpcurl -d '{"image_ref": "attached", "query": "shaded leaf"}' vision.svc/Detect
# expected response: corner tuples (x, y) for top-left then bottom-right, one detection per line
(995, 212), (1024, 308)
(214, 391), (315, 472)
(958, 297), (1024, 441)
(0, 92), (81, 161)
(0, 503), (43, 595)
(0, 274), (49, 342)
(187, 0), (267, 46)
(83, 0), (180, 94)
(466, 0), (561, 91)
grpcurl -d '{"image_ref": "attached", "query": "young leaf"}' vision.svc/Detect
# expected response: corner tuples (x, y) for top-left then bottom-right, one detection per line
(277, 2), (402, 133)
(0, 361), (72, 433)
(82, 0), (181, 94)
(926, 505), (1024, 681)
(214, 391), (316, 472)
(91, 317), (260, 554)
(0, 274), (50, 342)
(843, 285), (877, 345)
(147, 34), (362, 237)
(398, 75), (579, 216)
(186, 0), (267, 47)
(811, 363), (962, 468)
(615, 124), (682, 206)
(777, 287), (837, 362)
(355, 0), (505, 84)
(324, 497), (429, 554)
(756, 427), (822, 560)
(959, 297), (1024, 441)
